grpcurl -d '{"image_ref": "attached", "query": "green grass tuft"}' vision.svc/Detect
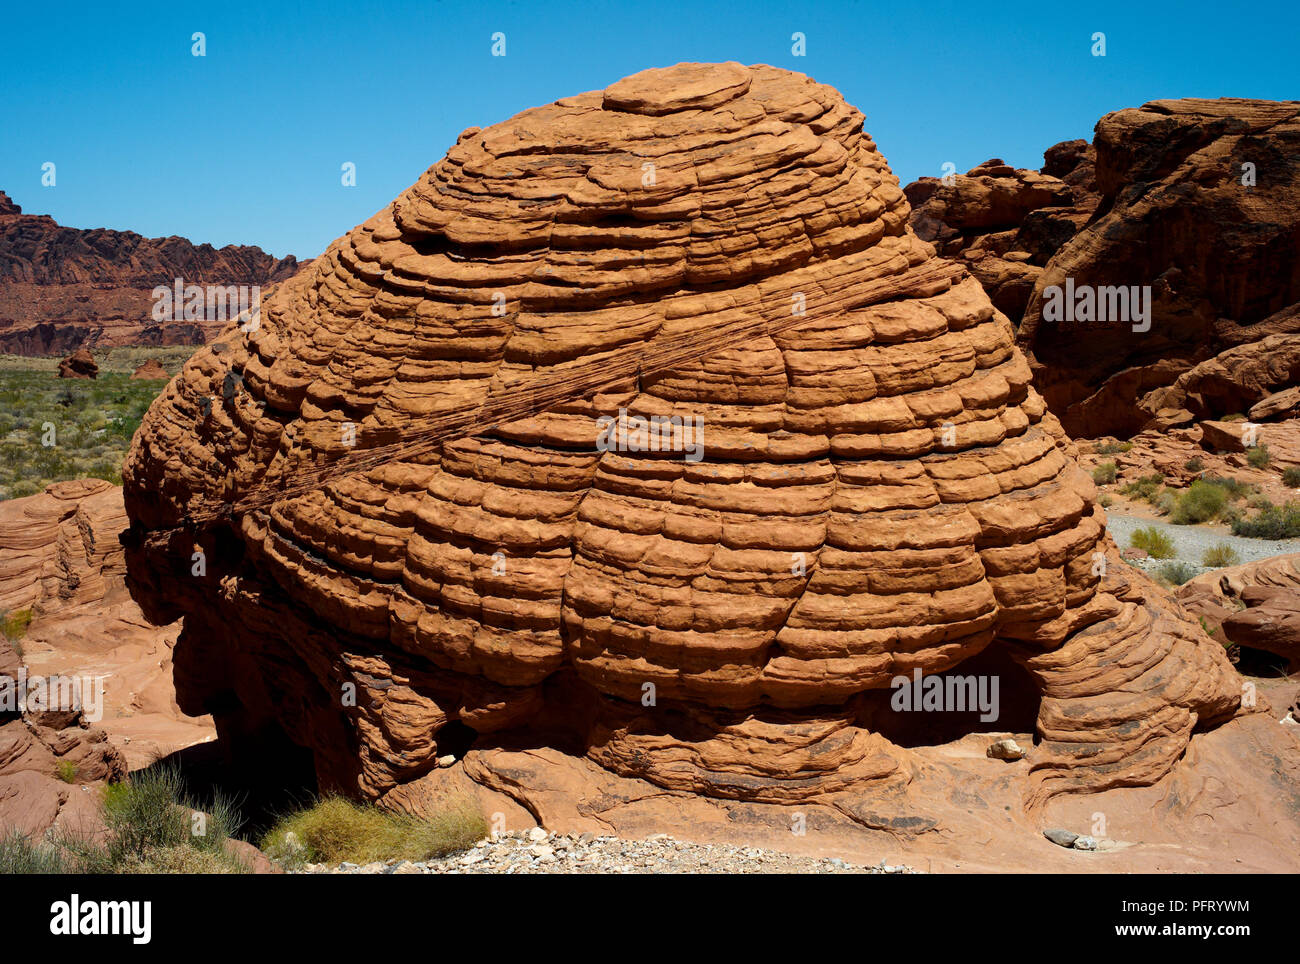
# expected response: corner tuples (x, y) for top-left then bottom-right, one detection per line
(1091, 461), (1117, 485)
(1201, 543), (1240, 568)
(1, 608), (32, 641)
(1130, 526), (1176, 559)
(261, 795), (487, 868)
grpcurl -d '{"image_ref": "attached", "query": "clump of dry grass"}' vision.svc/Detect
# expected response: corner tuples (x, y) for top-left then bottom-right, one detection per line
(261, 795), (487, 868)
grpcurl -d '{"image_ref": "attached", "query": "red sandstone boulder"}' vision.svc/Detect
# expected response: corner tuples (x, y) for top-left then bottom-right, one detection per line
(120, 63), (1247, 829)
(1179, 554), (1300, 668)
(130, 357), (169, 380)
(56, 347), (97, 379)
(905, 154), (1089, 324)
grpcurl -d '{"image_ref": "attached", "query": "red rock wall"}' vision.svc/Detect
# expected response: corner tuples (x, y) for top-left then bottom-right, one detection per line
(0, 191), (301, 354)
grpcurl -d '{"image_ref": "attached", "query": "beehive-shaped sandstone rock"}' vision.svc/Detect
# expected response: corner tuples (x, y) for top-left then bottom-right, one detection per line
(123, 64), (1243, 814)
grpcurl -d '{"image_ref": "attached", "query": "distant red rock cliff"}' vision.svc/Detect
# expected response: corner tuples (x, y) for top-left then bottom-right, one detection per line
(0, 189), (303, 355)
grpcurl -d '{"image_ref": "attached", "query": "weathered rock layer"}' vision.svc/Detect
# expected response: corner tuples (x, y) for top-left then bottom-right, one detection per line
(0, 190), (301, 354)
(123, 64), (1245, 819)
(1016, 98), (1300, 437)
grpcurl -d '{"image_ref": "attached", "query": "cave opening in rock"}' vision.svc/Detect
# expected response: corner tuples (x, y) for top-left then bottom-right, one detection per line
(861, 643), (1044, 749)
(1234, 644), (1294, 678)
(435, 720), (479, 761)
(146, 714), (319, 842)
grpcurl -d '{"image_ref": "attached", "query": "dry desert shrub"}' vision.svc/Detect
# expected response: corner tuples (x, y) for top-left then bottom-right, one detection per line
(261, 794), (487, 868)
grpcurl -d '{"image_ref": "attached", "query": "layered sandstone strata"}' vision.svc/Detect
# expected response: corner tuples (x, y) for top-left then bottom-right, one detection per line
(0, 190), (300, 355)
(905, 151), (1096, 324)
(0, 480), (212, 773)
(122, 64), (1245, 818)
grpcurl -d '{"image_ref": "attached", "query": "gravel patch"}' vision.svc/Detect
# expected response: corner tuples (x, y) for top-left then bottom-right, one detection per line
(294, 831), (916, 875)
(1106, 512), (1300, 580)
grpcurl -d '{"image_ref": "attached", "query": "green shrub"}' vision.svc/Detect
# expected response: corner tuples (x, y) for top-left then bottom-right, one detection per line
(1120, 472), (1166, 504)
(1156, 490), (1177, 516)
(1130, 526), (1176, 559)
(1283, 467), (1300, 488)
(1231, 501), (1300, 539)
(101, 767), (191, 862)
(1092, 461), (1117, 485)
(73, 765), (244, 873)
(1201, 475), (1254, 500)
(1096, 441), (1133, 455)
(1170, 480), (1228, 524)
(1184, 456), (1204, 473)
(1247, 444), (1271, 469)
(56, 760), (78, 784)
(1, 608), (32, 641)
(1099, 495), (1113, 508)
(1156, 561), (1197, 586)
(262, 795), (487, 868)
(1201, 543), (1240, 568)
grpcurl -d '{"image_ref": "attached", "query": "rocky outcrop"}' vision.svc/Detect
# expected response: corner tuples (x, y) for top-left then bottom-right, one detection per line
(0, 192), (301, 355)
(0, 634), (128, 839)
(1017, 98), (1300, 438)
(122, 64), (1253, 829)
(905, 148), (1098, 325)
(130, 358), (169, 380)
(0, 480), (210, 771)
(0, 479), (129, 615)
(1139, 310), (1300, 427)
(1179, 555), (1300, 668)
(56, 347), (97, 379)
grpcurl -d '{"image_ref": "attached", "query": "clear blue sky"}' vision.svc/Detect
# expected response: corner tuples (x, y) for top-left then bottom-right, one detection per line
(2, 0), (1295, 259)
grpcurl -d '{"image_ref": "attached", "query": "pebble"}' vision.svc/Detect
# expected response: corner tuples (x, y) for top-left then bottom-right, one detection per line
(986, 738), (1026, 761)
(294, 831), (919, 875)
(1043, 828), (1079, 848)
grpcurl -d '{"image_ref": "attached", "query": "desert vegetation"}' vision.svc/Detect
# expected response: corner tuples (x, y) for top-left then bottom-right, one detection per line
(1202, 543), (1241, 567)
(1155, 561), (1197, 586)
(1129, 526), (1176, 559)
(0, 349), (191, 499)
(261, 795), (488, 870)
(1231, 501), (1300, 539)
(1091, 461), (1117, 484)
(0, 765), (249, 874)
